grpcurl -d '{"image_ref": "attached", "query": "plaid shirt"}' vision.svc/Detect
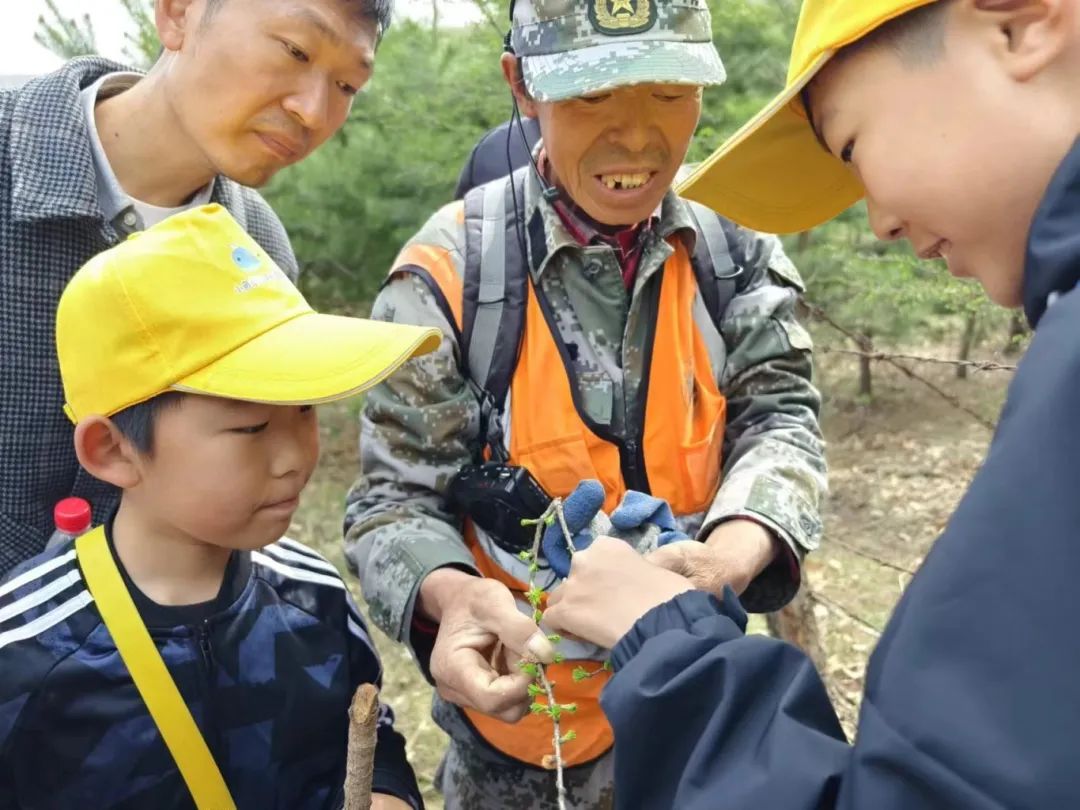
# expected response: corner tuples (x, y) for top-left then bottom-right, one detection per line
(0, 58), (299, 575)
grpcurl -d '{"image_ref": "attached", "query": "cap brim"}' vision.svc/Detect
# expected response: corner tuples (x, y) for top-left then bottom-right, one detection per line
(676, 53), (864, 234)
(172, 313), (442, 405)
(522, 40), (725, 103)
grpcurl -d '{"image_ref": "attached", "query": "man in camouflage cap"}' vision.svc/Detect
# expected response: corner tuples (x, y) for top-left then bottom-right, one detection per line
(344, 0), (827, 806)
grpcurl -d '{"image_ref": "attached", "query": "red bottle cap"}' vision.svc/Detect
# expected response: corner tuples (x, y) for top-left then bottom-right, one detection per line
(54, 497), (92, 534)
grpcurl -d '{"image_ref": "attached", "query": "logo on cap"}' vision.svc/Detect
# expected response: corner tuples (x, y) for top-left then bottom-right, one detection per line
(231, 245), (263, 272)
(588, 0), (656, 35)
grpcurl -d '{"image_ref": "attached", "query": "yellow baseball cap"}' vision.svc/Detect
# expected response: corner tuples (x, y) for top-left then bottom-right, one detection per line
(57, 204), (442, 421)
(677, 0), (939, 234)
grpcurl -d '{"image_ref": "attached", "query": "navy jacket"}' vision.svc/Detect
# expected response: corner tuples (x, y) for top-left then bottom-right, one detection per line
(0, 530), (422, 809)
(600, 137), (1080, 810)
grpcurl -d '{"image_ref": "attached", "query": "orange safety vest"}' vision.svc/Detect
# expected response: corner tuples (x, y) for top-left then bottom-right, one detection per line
(392, 198), (728, 769)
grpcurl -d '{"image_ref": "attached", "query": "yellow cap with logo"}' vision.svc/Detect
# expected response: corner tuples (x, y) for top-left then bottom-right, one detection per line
(677, 0), (939, 234)
(57, 204), (442, 421)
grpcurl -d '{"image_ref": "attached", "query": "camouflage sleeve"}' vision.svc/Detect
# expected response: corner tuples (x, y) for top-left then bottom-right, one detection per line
(704, 231), (827, 613)
(343, 273), (480, 663)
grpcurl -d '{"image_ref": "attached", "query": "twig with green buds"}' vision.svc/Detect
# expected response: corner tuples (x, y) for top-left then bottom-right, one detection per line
(519, 498), (580, 810)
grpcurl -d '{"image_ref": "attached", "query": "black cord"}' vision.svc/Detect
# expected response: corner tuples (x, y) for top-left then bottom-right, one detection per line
(506, 97), (530, 268)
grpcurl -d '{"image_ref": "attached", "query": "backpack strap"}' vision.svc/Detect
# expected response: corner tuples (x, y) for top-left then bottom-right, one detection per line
(77, 527), (236, 810)
(461, 171), (530, 462)
(686, 200), (744, 335)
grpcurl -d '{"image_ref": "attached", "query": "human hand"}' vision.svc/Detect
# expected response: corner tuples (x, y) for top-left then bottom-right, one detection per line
(646, 518), (779, 597)
(543, 536), (694, 649)
(371, 794), (414, 809)
(420, 569), (555, 722)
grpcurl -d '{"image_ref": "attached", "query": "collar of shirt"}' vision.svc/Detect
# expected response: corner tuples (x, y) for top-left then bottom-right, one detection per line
(81, 72), (215, 234)
(103, 507), (250, 629)
(539, 152), (659, 289)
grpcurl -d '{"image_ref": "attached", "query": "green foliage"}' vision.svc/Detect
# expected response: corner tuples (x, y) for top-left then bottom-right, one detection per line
(266, 0), (804, 310)
(35, 0), (97, 60)
(518, 661), (540, 678)
(36, 0), (1014, 362)
(266, 20), (509, 308)
(689, 0), (799, 163)
(792, 208), (1009, 350)
(35, 0), (159, 68)
(117, 0), (160, 69)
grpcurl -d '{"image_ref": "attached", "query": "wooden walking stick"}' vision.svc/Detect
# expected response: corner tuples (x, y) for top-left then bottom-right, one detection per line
(344, 683), (380, 810)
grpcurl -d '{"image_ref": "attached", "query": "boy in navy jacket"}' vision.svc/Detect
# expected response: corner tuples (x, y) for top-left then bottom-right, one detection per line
(542, 1), (1080, 807)
(0, 205), (441, 809)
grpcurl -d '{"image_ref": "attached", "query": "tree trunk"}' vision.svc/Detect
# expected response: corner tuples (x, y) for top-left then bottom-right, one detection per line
(797, 230), (813, 254)
(766, 581), (826, 673)
(1003, 312), (1027, 356)
(857, 333), (873, 399)
(956, 312), (979, 380)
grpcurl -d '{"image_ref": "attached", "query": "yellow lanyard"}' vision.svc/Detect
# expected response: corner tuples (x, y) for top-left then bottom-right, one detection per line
(76, 526), (237, 810)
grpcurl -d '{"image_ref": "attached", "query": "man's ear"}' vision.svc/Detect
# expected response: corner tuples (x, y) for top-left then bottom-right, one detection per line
(156, 0), (203, 53)
(74, 417), (144, 490)
(500, 53), (540, 118)
(972, 0), (1073, 81)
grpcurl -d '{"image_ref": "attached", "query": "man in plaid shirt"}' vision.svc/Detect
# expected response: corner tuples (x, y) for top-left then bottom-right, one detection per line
(0, 0), (387, 575)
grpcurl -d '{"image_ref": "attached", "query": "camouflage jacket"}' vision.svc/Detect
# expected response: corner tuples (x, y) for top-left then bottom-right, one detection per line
(344, 165), (826, 661)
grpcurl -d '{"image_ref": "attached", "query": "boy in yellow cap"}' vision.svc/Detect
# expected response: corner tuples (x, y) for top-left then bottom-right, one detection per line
(538, 1), (1080, 807)
(0, 205), (441, 809)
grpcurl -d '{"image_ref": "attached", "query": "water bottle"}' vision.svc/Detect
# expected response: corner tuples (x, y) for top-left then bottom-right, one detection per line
(45, 497), (92, 551)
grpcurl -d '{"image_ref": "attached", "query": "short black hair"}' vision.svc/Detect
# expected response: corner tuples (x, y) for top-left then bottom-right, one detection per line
(847, 0), (951, 65)
(803, 1), (951, 148)
(203, 0), (393, 42)
(110, 392), (186, 455)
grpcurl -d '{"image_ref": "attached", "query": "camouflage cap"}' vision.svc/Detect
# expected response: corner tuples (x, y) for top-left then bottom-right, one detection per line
(510, 0), (726, 103)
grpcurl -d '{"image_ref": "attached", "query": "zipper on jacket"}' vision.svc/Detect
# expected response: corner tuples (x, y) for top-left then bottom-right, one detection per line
(195, 620), (222, 763)
(198, 620), (215, 670)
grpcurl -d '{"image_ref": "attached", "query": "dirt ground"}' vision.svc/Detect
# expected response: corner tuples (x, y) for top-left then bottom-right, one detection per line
(289, 340), (1014, 808)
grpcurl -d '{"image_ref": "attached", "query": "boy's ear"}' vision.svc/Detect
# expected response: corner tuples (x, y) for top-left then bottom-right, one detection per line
(500, 53), (540, 119)
(973, 0), (1074, 81)
(74, 417), (144, 490)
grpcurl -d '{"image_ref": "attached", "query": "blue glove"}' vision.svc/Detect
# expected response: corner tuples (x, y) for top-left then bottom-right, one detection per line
(610, 491), (690, 547)
(542, 479), (605, 577)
